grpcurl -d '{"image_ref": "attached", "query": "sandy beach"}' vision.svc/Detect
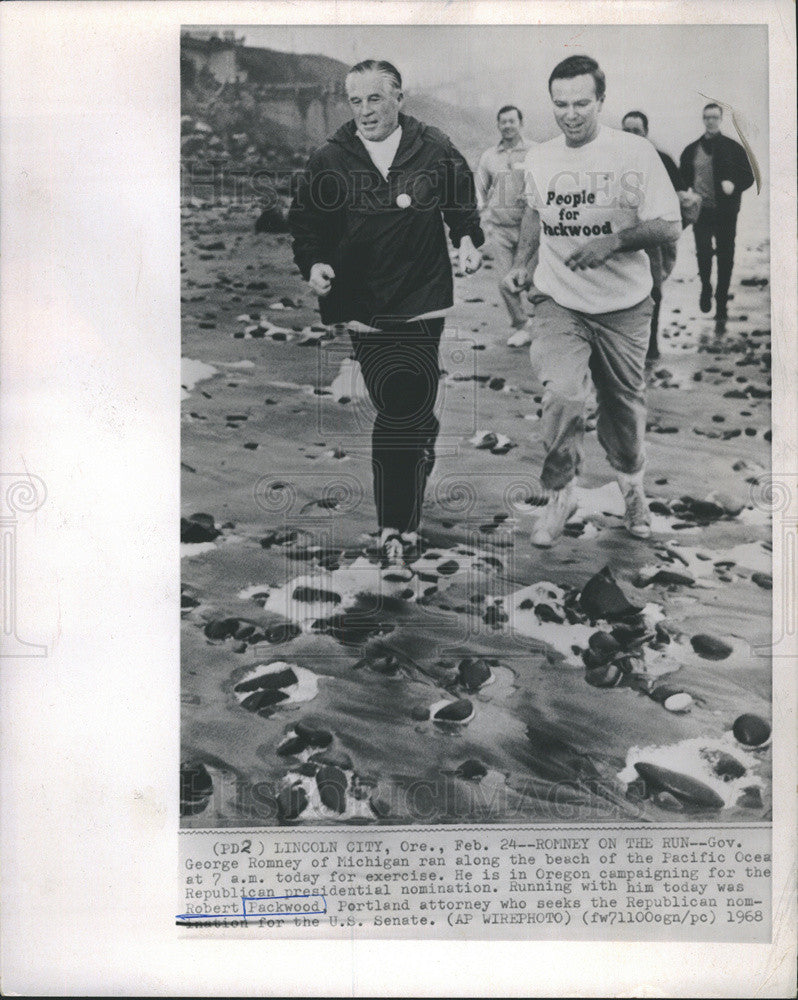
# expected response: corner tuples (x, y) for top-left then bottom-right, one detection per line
(180, 196), (771, 828)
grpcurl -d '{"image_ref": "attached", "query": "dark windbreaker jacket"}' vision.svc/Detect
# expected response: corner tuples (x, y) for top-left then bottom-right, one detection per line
(288, 113), (484, 326)
(679, 133), (755, 218)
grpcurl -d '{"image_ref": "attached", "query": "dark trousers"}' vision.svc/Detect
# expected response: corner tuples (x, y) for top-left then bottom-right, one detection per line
(693, 207), (738, 307)
(350, 318), (444, 534)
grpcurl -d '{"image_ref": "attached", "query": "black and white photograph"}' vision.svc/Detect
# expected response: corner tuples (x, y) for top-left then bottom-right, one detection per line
(179, 24), (774, 828)
(1, 1), (795, 993)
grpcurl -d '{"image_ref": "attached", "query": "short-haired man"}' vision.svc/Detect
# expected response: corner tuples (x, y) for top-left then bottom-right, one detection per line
(679, 103), (755, 321)
(505, 55), (681, 547)
(289, 60), (483, 562)
(476, 105), (536, 347)
(622, 110), (680, 360)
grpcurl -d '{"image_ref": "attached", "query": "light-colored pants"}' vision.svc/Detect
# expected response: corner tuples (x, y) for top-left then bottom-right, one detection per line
(528, 295), (654, 490)
(485, 223), (528, 329)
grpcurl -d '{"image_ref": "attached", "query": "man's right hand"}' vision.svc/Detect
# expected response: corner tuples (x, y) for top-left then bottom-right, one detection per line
(502, 267), (529, 294)
(309, 263), (335, 297)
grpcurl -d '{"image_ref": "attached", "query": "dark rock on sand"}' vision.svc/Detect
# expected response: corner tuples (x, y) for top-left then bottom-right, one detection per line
(240, 688), (291, 713)
(579, 567), (642, 622)
(205, 617), (244, 640)
(278, 782), (308, 820)
(634, 762), (724, 810)
(181, 513), (220, 543)
(433, 698), (474, 723)
(294, 720), (334, 748)
(690, 633), (733, 660)
(235, 666), (298, 693)
(732, 714), (771, 748)
(457, 658), (493, 691)
(455, 759), (488, 780)
(180, 762), (213, 815)
(277, 736), (308, 757)
(712, 752), (747, 780)
(751, 572), (772, 590)
(310, 749), (354, 771)
(316, 765), (349, 813)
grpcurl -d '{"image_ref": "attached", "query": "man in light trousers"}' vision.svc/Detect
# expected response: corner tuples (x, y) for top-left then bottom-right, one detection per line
(505, 55), (681, 547)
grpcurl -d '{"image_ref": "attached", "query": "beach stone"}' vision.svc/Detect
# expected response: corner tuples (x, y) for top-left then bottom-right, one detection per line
(751, 572), (772, 590)
(205, 617), (243, 640)
(579, 567), (642, 622)
(292, 585), (342, 605)
(277, 736), (307, 757)
(294, 720), (333, 748)
(433, 698), (474, 723)
(654, 791), (685, 812)
(649, 685), (684, 704)
(484, 605), (509, 628)
(634, 762), (724, 810)
(732, 714), (771, 748)
(296, 761), (318, 777)
(180, 762), (213, 815)
(535, 603), (564, 623)
(240, 688), (291, 713)
(411, 705), (431, 722)
(316, 765), (348, 813)
(235, 666), (298, 693)
(690, 633), (733, 660)
(455, 758), (488, 780)
(588, 631), (622, 662)
(712, 753), (747, 780)
(738, 785), (763, 809)
(266, 622), (302, 644)
(278, 782), (308, 820)
(625, 777), (649, 802)
(181, 515), (220, 543)
(457, 658), (493, 691)
(585, 662), (624, 687)
(310, 749), (354, 771)
(663, 692), (693, 713)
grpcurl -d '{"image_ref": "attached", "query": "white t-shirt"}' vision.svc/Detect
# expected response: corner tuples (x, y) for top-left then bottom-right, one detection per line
(523, 125), (681, 314)
(356, 125), (403, 180)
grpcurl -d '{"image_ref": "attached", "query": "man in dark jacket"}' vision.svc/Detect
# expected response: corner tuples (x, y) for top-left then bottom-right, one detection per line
(289, 60), (484, 561)
(622, 110), (680, 360)
(680, 103), (755, 321)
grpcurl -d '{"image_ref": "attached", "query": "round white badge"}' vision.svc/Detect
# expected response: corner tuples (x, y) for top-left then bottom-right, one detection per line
(396, 193), (411, 209)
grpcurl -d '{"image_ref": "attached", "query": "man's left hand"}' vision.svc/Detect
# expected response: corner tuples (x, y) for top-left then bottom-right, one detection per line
(459, 242), (482, 274)
(565, 234), (621, 270)
(720, 180), (735, 196)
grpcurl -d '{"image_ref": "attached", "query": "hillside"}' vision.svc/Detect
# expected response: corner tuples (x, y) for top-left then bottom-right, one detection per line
(181, 39), (495, 170)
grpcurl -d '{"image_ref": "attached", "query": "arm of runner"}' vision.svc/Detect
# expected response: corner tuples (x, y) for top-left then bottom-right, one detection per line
(565, 219), (682, 270)
(458, 235), (482, 274)
(503, 205), (540, 291)
(474, 150), (491, 213)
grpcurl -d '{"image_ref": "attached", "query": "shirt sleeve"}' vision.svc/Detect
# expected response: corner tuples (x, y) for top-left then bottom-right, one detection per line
(637, 142), (682, 223)
(475, 149), (492, 210)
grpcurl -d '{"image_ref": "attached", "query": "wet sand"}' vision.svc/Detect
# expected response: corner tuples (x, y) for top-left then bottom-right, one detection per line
(181, 200), (771, 827)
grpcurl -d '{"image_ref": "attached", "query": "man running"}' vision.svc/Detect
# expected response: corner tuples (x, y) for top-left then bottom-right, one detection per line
(476, 105), (536, 347)
(679, 103), (755, 322)
(505, 55), (681, 547)
(289, 60), (483, 562)
(621, 110), (680, 360)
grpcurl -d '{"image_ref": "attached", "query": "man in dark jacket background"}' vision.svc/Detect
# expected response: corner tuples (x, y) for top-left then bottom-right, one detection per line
(289, 59), (483, 561)
(680, 102), (755, 322)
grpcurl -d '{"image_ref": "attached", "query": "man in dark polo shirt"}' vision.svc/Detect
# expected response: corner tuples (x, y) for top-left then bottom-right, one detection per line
(289, 59), (484, 563)
(679, 103), (755, 322)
